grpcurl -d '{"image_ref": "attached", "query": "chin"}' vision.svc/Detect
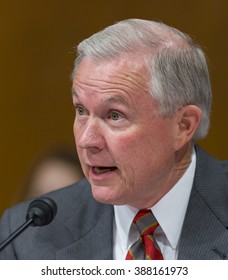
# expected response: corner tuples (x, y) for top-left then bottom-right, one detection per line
(91, 184), (123, 205)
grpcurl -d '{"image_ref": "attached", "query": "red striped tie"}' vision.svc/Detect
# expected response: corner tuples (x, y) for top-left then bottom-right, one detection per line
(126, 209), (163, 260)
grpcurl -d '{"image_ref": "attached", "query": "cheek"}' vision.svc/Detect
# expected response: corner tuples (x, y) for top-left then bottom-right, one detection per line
(111, 123), (175, 170)
(73, 118), (78, 140)
(107, 131), (138, 159)
(73, 120), (82, 149)
(73, 130), (79, 154)
(107, 131), (150, 181)
(73, 123), (86, 168)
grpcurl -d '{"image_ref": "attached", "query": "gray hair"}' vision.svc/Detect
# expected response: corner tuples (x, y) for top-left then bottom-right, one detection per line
(73, 19), (212, 140)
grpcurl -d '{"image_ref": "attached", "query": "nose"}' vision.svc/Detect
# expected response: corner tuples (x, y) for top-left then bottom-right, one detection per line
(74, 118), (105, 153)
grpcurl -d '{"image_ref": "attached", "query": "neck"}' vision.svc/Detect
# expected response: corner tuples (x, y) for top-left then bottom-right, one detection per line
(174, 142), (193, 176)
(132, 142), (194, 209)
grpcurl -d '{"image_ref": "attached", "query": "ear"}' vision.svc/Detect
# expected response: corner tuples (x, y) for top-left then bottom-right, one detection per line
(174, 105), (202, 151)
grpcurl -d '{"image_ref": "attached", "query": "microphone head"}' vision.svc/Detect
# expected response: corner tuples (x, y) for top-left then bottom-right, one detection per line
(26, 197), (57, 226)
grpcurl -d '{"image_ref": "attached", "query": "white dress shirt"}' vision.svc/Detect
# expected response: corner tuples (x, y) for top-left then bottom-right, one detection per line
(113, 148), (196, 260)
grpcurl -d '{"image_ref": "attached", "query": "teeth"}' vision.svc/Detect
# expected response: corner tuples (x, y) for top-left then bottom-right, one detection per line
(93, 167), (116, 174)
(94, 167), (110, 174)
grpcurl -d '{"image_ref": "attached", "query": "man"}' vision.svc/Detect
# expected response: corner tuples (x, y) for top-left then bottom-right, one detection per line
(0, 19), (228, 260)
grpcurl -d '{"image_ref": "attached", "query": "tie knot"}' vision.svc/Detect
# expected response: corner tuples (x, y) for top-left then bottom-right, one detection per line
(133, 209), (158, 236)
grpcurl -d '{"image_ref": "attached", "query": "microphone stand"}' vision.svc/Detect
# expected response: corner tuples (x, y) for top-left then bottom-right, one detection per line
(0, 218), (33, 251)
(0, 197), (57, 252)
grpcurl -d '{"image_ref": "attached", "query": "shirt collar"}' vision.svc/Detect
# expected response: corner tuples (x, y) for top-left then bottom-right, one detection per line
(152, 148), (196, 249)
(114, 204), (138, 250)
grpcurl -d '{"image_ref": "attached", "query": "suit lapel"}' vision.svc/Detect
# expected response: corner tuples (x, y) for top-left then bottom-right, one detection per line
(178, 146), (228, 259)
(56, 199), (114, 259)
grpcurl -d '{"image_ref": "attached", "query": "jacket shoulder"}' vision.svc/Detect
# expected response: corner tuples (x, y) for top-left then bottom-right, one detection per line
(194, 145), (228, 225)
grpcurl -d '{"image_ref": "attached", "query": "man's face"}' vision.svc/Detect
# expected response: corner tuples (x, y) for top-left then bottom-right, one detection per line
(72, 56), (179, 208)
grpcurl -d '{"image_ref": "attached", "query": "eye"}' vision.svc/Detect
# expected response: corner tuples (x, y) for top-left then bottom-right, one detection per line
(110, 111), (121, 121)
(76, 105), (86, 116)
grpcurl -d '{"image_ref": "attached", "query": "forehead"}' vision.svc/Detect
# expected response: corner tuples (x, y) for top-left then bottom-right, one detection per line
(72, 56), (150, 97)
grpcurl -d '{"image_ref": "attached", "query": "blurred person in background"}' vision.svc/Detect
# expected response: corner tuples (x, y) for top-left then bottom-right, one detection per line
(21, 146), (84, 199)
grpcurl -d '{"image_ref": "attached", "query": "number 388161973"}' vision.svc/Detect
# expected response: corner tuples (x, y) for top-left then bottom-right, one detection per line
(134, 266), (188, 276)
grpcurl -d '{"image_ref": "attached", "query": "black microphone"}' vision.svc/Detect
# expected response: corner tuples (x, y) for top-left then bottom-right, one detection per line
(0, 197), (57, 251)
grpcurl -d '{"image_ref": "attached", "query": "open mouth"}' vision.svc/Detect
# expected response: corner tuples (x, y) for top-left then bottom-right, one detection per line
(92, 166), (117, 174)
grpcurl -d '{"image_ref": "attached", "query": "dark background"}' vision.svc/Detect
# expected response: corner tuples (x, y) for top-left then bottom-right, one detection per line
(0, 0), (227, 216)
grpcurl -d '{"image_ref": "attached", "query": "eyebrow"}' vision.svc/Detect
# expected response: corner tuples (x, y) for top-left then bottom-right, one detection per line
(72, 88), (130, 107)
(71, 88), (78, 97)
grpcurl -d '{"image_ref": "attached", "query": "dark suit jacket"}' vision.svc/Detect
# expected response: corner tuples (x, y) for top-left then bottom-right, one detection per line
(0, 145), (228, 259)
